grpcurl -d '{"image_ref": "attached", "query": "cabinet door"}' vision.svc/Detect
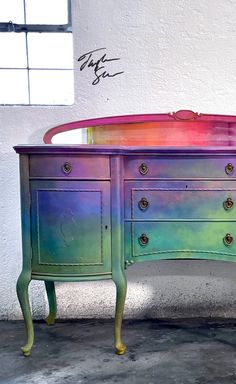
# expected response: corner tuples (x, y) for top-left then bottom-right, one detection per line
(30, 180), (111, 277)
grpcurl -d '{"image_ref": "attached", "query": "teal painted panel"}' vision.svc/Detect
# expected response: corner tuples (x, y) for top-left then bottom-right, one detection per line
(128, 221), (236, 261)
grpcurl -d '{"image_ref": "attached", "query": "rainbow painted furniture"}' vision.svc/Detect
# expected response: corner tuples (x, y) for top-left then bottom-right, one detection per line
(15, 110), (236, 356)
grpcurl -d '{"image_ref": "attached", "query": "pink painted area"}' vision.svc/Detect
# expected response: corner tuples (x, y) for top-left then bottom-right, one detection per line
(89, 121), (229, 146)
(43, 110), (236, 146)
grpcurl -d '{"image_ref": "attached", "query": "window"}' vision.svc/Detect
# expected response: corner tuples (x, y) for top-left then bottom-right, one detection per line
(0, 0), (74, 105)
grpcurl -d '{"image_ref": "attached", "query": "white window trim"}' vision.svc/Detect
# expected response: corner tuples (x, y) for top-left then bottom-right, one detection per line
(0, 0), (73, 106)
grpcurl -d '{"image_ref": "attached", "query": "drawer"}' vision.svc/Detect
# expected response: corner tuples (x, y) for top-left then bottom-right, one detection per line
(129, 222), (236, 258)
(124, 156), (236, 179)
(125, 181), (236, 219)
(30, 155), (110, 178)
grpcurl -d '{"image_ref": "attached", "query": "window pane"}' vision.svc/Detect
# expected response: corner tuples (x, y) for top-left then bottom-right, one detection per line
(0, 0), (25, 23)
(29, 70), (74, 105)
(52, 130), (83, 144)
(25, 0), (68, 24)
(28, 33), (73, 69)
(0, 33), (27, 68)
(0, 70), (29, 104)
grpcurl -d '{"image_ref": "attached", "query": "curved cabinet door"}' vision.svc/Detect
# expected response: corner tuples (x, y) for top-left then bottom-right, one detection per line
(30, 180), (111, 277)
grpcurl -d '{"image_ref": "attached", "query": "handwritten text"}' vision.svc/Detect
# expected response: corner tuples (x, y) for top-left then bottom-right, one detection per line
(77, 48), (124, 85)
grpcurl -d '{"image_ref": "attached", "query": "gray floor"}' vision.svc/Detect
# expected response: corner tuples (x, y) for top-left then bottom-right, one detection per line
(1, 319), (236, 384)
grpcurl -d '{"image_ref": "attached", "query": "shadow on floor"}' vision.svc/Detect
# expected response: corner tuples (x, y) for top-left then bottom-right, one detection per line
(1, 319), (236, 384)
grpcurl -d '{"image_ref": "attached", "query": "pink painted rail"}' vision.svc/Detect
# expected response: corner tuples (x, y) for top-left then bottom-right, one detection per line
(43, 110), (236, 146)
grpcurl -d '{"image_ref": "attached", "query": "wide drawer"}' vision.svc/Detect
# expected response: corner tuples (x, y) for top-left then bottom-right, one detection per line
(125, 181), (236, 219)
(30, 155), (110, 178)
(124, 156), (236, 179)
(128, 222), (236, 258)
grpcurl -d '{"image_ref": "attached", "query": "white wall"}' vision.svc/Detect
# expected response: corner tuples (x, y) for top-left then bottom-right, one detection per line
(1, 0), (236, 320)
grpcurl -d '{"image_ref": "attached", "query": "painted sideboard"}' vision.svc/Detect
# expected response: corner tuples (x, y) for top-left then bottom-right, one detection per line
(14, 110), (236, 356)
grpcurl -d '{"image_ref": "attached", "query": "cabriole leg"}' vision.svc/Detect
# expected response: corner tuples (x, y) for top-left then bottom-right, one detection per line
(113, 271), (127, 355)
(16, 272), (34, 357)
(45, 281), (57, 325)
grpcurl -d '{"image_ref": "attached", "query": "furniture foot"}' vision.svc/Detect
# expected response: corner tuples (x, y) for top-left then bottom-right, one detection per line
(16, 271), (34, 356)
(115, 342), (127, 355)
(113, 271), (127, 355)
(21, 346), (31, 357)
(45, 281), (57, 325)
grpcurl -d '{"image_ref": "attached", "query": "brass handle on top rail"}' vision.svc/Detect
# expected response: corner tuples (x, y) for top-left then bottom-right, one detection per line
(139, 163), (148, 175)
(62, 162), (72, 174)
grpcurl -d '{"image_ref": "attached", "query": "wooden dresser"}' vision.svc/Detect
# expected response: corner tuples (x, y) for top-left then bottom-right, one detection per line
(14, 110), (236, 356)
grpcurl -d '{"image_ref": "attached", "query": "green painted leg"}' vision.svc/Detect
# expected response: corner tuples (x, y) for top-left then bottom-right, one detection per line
(113, 271), (127, 355)
(45, 281), (57, 325)
(16, 272), (34, 357)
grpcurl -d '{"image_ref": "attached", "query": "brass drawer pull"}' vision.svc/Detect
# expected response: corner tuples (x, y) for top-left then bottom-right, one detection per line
(223, 233), (233, 246)
(62, 162), (72, 174)
(139, 233), (149, 246)
(138, 197), (149, 211)
(225, 163), (234, 175)
(223, 197), (234, 210)
(139, 163), (148, 175)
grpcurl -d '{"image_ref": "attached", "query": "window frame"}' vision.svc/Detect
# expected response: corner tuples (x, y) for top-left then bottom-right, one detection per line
(0, 0), (73, 106)
(0, 0), (72, 33)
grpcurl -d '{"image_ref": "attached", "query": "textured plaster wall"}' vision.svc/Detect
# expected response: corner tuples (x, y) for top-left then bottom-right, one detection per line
(1, 0), (236, 320)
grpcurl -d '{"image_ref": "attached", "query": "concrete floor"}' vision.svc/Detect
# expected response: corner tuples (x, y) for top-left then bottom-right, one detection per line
(1, 319), (236, 384)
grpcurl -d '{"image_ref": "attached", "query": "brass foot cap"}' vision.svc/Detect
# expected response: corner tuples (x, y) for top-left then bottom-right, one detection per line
(115, 343), (126, 355)
(21, 347), (31, 357)
(45, 315), (56, 326)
